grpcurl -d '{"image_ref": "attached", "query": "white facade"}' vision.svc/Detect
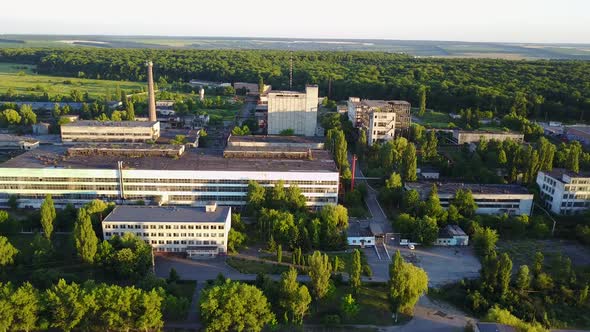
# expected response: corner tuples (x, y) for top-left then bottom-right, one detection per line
(347, 235), (375, 247)
(368, 111), (396, 145)
(61, 121), (161, 143)
(0, 168), (339, 209)
(537, 170), (590, 215)
(102, 205), (231, 257)
(405, 183), (534, 216)
(267, 85), (318, 136)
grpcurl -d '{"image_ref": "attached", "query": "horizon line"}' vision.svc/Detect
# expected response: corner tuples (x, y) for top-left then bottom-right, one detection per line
(2, 33), (590, 46)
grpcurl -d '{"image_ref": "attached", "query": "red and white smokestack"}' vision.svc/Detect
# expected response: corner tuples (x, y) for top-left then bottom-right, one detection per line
(146, 61), (157, 122)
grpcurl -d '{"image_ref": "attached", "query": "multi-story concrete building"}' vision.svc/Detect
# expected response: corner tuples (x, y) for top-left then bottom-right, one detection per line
(347, 98), (411, 145)
(452, 130), (524, 145)
(102, 203), (231, 258)
(405, 182), (534, 216)
(366, 109), (396, 145)
(0, 142), (339, 209)
(537, 169), (590, 215)
(61, 121), (161, 143)
(267, 85), (318, 136)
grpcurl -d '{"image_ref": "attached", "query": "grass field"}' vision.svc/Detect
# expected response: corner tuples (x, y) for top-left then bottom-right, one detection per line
(0, 62), (144, 100)
(413, 109), (452, 128)
(307, 283), (408, 326)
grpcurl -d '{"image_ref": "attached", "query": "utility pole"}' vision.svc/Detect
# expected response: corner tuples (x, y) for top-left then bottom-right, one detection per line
(350, 154), (357, 191)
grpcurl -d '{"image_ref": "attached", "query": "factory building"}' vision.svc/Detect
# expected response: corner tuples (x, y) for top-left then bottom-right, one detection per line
(452, 130), (524, 145)
(347, 98), (411, 145)
(102, 203), (231, 258)
(0, 134), (39, 151)
(404, 182), (534, 216)
(0, 137), (339, 209)
(537, 169), (590, 215)
(267, 85), (319, 136)
(60, 121), (161, 143)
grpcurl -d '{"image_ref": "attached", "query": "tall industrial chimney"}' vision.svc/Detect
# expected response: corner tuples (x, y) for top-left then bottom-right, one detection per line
(146, 61), (157, 122)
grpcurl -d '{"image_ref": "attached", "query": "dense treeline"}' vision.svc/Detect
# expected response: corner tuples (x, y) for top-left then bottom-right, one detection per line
(1, 48), (589, 121)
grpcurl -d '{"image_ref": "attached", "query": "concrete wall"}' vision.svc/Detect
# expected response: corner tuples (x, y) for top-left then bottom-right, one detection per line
(267, 86), (318, 136)
(453, 131), (524, 144)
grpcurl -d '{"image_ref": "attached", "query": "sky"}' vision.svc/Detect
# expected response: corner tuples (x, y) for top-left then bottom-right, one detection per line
(1, 0), (589, 44)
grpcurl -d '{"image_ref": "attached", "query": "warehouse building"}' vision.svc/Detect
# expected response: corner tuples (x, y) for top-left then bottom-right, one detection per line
(267, 85), (319, 136)
(435, 225), (469, 246)
(452, 130), (524, 145)
(537, 169), (590, 215)
(102, 203), (231, 258)
(61, 120), (161, 143)
(0, 140), (339, 209)
(405, 182), (533, 216)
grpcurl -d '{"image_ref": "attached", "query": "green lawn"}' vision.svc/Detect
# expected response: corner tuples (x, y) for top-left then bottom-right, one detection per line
(412, 109), (452, 128)
(307, 283), (407, 326)
(0, 62), (144, 100)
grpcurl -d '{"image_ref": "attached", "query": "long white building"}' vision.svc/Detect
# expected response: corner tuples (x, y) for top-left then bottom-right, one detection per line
(0, 144), (339, 209)
(61, 121), (161, 143)
(537, 169), (590, 215)
(267, 85), (318, 136)
(102, 203), (231, 258)
(405, 182), (534, 216)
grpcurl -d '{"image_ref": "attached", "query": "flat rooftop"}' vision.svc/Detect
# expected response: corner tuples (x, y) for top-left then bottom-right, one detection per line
(0, 134), (38, 143)
(0, 145), (338, 172)
(542, 168), (590, 180)
(439, 225), (467, 238)
(228, 135), (324, 145)
(103, 205), (230, 223)
(361, 100), (411, 108)
(405, 182), (531, 196)
(62, 120), (158, 128)
(347, 221), (373, 238)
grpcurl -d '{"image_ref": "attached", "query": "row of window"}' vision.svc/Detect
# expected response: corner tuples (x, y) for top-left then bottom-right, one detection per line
(0, 178), (338, 187)
(104, 233), (224, 243)
(104, 223), (224, 230)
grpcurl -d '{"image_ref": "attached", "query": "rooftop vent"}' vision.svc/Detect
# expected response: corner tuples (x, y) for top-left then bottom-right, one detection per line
(205, 201), (217, 212)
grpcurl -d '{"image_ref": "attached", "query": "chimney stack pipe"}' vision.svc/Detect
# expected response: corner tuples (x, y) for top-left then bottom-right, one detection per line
(146, 61), (157, 122)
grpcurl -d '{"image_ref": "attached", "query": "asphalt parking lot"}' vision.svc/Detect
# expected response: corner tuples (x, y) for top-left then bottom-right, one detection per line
(366, 243), (481, 287)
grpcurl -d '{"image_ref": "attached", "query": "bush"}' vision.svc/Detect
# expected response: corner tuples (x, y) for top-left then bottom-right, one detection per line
(362, 264), (373, 277)
(321, 314), (341, 327)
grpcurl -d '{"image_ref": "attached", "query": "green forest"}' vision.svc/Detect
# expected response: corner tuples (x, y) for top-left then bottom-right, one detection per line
(1, 48), (589, 121)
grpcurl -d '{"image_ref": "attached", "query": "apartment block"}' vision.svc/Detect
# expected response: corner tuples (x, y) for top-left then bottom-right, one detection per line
(537, 169), (590, 215)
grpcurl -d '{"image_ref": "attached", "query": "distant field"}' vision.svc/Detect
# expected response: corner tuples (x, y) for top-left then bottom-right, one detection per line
(1, 35), (590, 60)
(0, 62), (144, 99)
